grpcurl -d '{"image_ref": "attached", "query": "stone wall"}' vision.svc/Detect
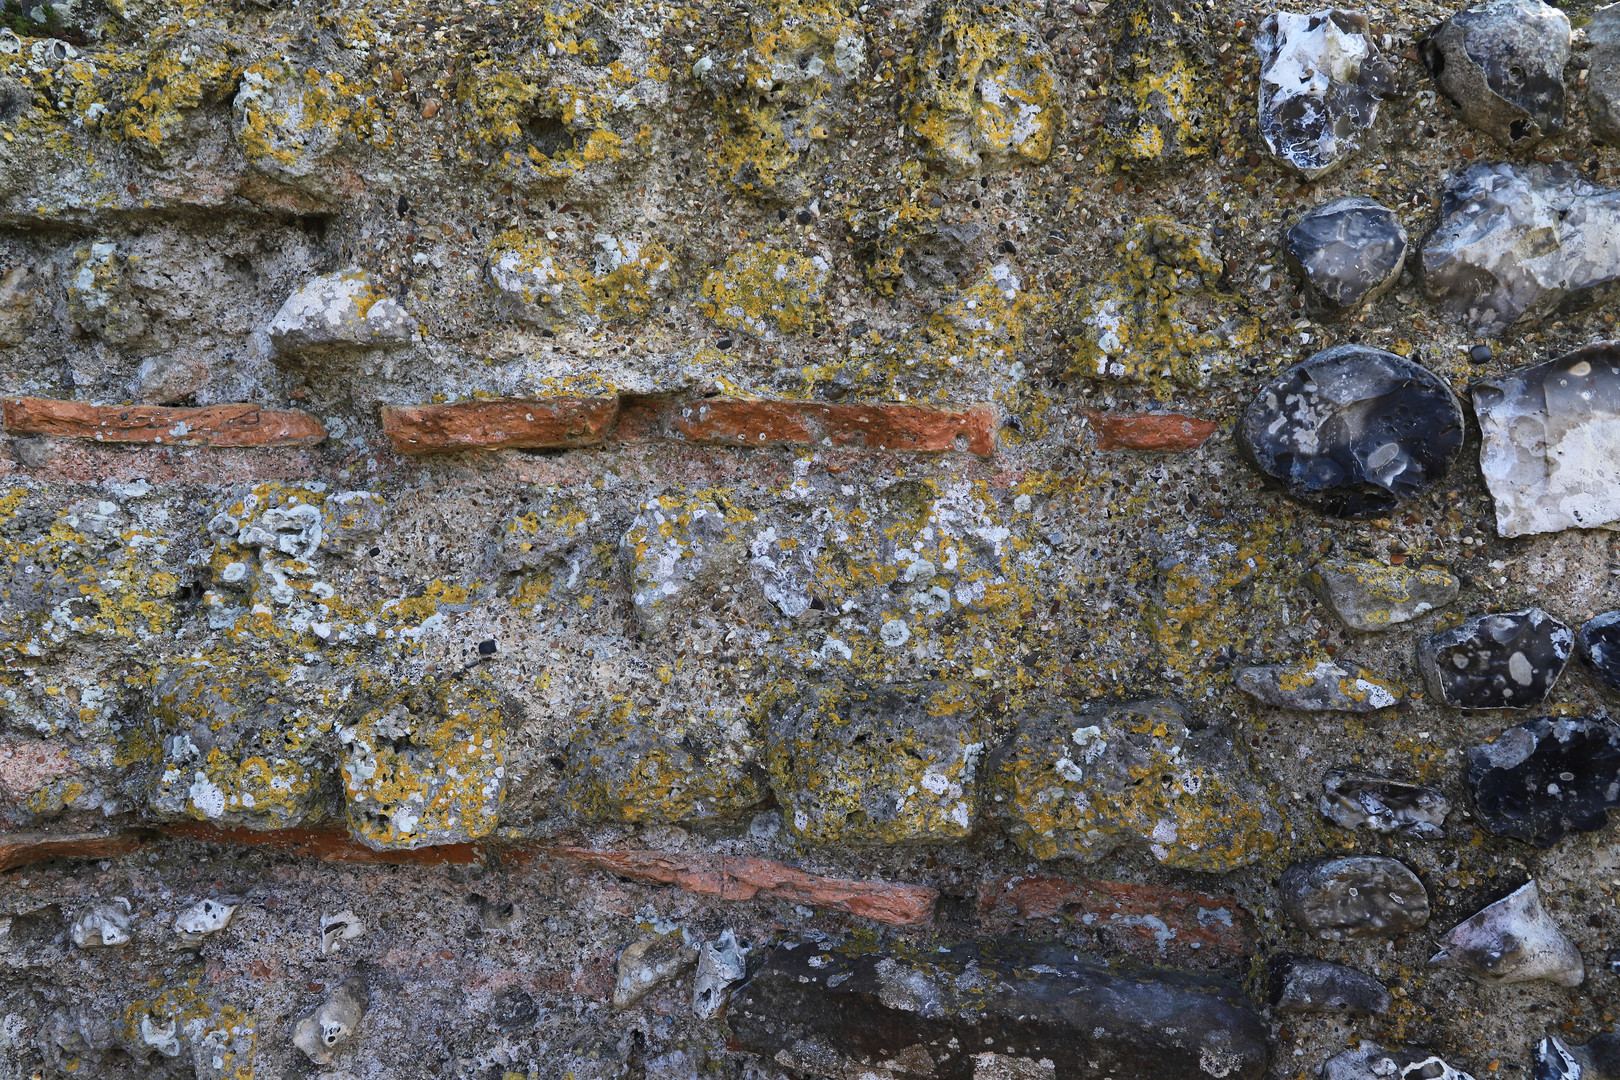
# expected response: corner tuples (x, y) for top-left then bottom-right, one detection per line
(1, 0), (1619, 1077)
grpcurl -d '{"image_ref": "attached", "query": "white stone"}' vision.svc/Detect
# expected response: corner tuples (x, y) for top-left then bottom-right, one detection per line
(266, 269), (412, 359)
(71, 898), (132, 948)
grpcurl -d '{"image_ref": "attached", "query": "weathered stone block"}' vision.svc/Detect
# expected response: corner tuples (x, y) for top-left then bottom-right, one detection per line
(267, 269), (412, 359)
(620, 495), (746, 637)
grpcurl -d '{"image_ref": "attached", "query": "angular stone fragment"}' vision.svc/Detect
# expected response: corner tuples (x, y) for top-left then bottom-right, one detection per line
(727, 940), (1269, 1080)
(292, 975), (367, 1065)
(487, 233), (586, 329)
(1268, 956), (1391, 1016)
(1304, 556), (1460, 631)
(1579, 611), (1620, 693)
(267, 269), (412, 359)
(1324, 1043), (1477, 1080)
(1236, 660), (1402, 712)
(987, 697), (1278, 872)
(620, 495), (746, 638)
(2, 398), (326, 448)
(1286, 198), (1408, 312)
(381, 397), (620, 455)
(1421, 0), (1569, 148)
(1535, 1031), (1620, 1080)
(1279, 856), (1430, 940)
(1423, 164), (1620, 336)
(1418, 608), (1573, 709)
(173, 899), (236, 942)
(692, 930), (747, 1020)
(1587, 6), (1620, 147)
(1466, 716), (1620, 846)
(1432, 880), (1583, 986)
(1473, 345), (1620, 537)
(1238, 345), (1465, 518)
(613, 938), (698, 1009)
(763, 680), (982, 845)
(1321, 771), (1451, 840)
(70, 898), (132, 948)
(1257, 12), (1392, 179)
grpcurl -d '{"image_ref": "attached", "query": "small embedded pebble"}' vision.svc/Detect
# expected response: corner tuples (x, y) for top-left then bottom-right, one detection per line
(1469, 343), (1494, 364)
(1579, 611), (1620, 693)
(1420, 0), (1570, 147)
(293, 975), (368, 1065)
(71, 898), (132, 948)
(1536, 1030), (1620, 1080)
(1279, 856), (1430, 940)
(1256, 11), (1392, 178)
(1235, 660), (1402, 712)
(1431, 880), (1584, 987)
(1268, 956), (1392, 1015)
(1304, 556), (1460, 632)
(173, 898), (236, 942)
(614, 937), (699, 1010)
(1418, 608), (1573, 709)
(1320, 771), (1451, 839)
(321, 909), (365, 955)
(1285, 197), (1408, 312)
(1466, 716), (1620, 846)
(1324, 1042), (1478, 1080)
(1238, 345), (1464, 518)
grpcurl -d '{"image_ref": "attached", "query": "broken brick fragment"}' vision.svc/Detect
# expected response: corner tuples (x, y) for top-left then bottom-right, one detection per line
(380, 397), (621, 454)
(2, 398), (327, 447)
(1091, 411), (1219, 451)
(0, 829), (142, 872)
(654, 399), (998, 457)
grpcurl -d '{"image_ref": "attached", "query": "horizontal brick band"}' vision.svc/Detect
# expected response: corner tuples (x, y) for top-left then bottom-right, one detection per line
(547, 845), (938, 926)
(1090, 411), (1219, 451)
(0, 829), (143, 872)
(381, 397), (621, 454)
(3, 397), (328, 447)
(163, 822), (485, 865)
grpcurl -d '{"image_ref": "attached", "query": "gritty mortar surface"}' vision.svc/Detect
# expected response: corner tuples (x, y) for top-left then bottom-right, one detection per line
(0, 0), (1619, 1077)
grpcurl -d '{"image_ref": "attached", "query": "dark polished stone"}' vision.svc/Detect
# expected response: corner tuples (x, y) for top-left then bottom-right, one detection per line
(1467, 716), (1620, 846)
(1286, 198), (1408, 312)
(1321, 771), (1450, 839)
(1279, 856), (1430, 940)
(1418, 608), (1573, 709)
(1421, 0), (1569, 147)
(1536, 1032), (1620, 1080)
(1257, 10), (1393, 179)
(1238, 345), (1465, 518)
(1267, 956), (1391, 1015)
(1579, 611), (1620, 693)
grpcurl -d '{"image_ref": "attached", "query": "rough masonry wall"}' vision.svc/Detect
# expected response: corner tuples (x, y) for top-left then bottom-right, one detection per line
(1, 0), (1620, 1077)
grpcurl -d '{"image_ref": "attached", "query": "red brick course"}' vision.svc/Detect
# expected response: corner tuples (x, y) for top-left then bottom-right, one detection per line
(381, 397), (621, 454)
(1089, 411), (1219, 452)
(0, 829), (143, 872)
(2, 398), (327, 447)
(620, 398), (998, 457)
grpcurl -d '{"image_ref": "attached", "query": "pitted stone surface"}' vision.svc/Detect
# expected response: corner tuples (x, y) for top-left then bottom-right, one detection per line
(1418, 608), (1573, 710)
(1256, 11), (1392, 179)
(1473, 344), (1620, 538)
(1238, 345), (1465, 518)
(1279, 856), (1430, 940)
(1285, 198), (1408, 313)
(1421, 0), (1569, 148)
(1466, 716), (1620, 846)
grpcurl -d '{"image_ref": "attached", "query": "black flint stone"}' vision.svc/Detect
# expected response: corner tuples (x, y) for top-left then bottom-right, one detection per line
(1278, 856), (1430, 940)
(1320, 771), (1450, 839)
(1579, 611), (1620, 693)
(1267, 956), (1392, 1016)
(1536, 1032), (1620, 1080)
(1467, 716), (1620, 847)
(1419, 608), (1573, 710)
(726, 940), (1268, 1080)
(1238, 345), (1465, 517)
(1286, 198), (1408, 311)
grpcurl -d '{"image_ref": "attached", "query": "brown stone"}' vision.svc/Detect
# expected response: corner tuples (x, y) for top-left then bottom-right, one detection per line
(1091, 412), (1219, 451)
(380, 397), (620, 454)
(547, 846), (938, 926)
(0, 830), (142, 872)
(162, 823), (485, 866)
(621, 398), (998, 457)
(2, 397), (327, 447)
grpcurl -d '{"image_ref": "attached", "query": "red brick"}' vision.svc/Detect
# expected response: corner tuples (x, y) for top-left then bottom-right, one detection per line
(623, 398), (997, 457)
(381, 397), (620, 454)
(0, 829), (142, 872)
(547, 846), (938, 926)
(977, 874), (1255, 967)
(2, 397), (327, 447)
(1090, 412), (1219, 452)
(162, 823), (485, 866)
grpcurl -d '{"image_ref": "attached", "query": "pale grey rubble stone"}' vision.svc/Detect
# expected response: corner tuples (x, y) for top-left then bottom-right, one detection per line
(173, 899), (236, 942)
(292, 975), (368, 1065)
(488, 240), (586, 329)
(1256, 10), (1392, 179)
(266, 269), (413, 359)
(1235, 660), (1402, 712)
(1423, 164), (1620, 336)
(1472, 344), (1620, 537)
(1279, 856), (1430, 940)
(134, 350), (209, 404)
(692, 930), (748, 1019)
(620, 496), (744, 638)
(614, 938), (699, 1010)
(69, 898), (131, 948)
(1324, 1042), (1477, 1080)
(1421, 0), (1569, 147)
(1431, 881), (1584, 986)
(0, 263), (38, 346)
(1303, 556), (1460, 631)
(1285, 197), (1407, 312)
(1321, 771), (1450, 839)
(1588, 5), (1620, 147)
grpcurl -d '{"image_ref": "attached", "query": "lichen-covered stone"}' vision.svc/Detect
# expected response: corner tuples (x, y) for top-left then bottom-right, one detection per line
(267, 269), (413, 359)
(1279, 856), (1430, 940)
(1432, 880), (1584, 987)
(1418, 608), (1572, 710)
(1421, 0), (1569, 148)
(488, 231), (587, 329)
(619, 494), (746, 637)
(1235, 660), (1402, 712)
(1473, 344), (1620, 538)
(1257, 11), (1392, 179)
(338, 674), (506, 850)
(1466, 716), (1620, 846)
(697, 243), (828, 339)
(1303, 556), (1460, 631)
(1285, 198), (1408, 313)
(987, 697), (1278, 871)
(1423, 164), (1620, 336)
(65, 241), (146, 344)
(764, 679), (983, 845)
(1103, 0), (1217, 173)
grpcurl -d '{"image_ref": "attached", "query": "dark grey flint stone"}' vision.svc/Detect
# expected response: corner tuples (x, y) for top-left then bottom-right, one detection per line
(1420, 0), (1570, 147)
(1268, 956), (1392, 1015)
(1286, 198), (1408, 312)
(1238, 345), (1465, 518)
(1321, 771), (1451, 839)
(1466, 716), (1620, 846)
(1580, 611), (1620, 693)
(1417, 608), (1573, 710)
(726, 940), (1269, 1080)
(1423, 164), (1620, 336)
(1431, 880), (1584, 986)
(1256, 10), (1392, 179)
(1279, 856), (1430, 940)
(1536, 1031), (1620, 1080)
(1325, 1042), (1478, 1080)
(1588, 6), (1620, 148)
(1473, 344), (1620, 537)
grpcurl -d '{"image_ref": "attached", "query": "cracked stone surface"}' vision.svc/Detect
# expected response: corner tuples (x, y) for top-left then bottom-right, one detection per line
(1257, 11), (1392, 179)
(1421, 0), (1569, 147)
